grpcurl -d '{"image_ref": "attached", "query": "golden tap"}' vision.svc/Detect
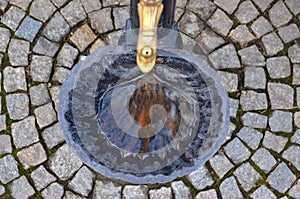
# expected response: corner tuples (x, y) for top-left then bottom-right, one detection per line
(137, 0), (163, 73)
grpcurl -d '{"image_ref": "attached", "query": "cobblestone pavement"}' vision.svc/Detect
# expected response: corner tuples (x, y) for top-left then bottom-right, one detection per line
(0, 0), (299, 198)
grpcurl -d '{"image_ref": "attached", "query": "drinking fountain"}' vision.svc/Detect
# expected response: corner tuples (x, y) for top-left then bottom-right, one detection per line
(58, 0), (229, 184)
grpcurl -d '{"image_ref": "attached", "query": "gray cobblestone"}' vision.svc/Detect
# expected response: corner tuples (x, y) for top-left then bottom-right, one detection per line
(31, 165), (56, 191)
(42, 123), (65, 149)
(283, 145), (300, 170)
(267, 162), (296, 193)
(209, 44), (241, 69)
(297, 88), (300, 107)
(269, 110), (293, 133)
(48, 144), (83, 180)
(69, 166), (95, 196)
(295, 112), (300, 128)
(81, 0), (101, 13)
(235, 1), (259, 24)
(113, 7), (130, 30)
(1, 6), (25, 31)
(269, 0), (292, 28)
(0, 185), (5, 195)
(34, 103), (57, 128)
(8, 39), (30, 66)
(268, 83), (294, 109)
(240, 91), (268, 111)
(30, 55), (53, 82)
(238, 45), (265, 66)
(196, 28), (225, 54)
(237, 127), (263, 150)
(292, 129), (300, 144)
(209, 152), (234, 178)
(229, 98), (239, 117)
(0, 114), (5, 131)
(3, 66), (27, 92)
(176, 0), (187, 8)
(9, 176), (35, 199)
(33, 37), (59, 57)
(149, 187), (172, 199)
(234, 162), (261, 191)
(242, 112), (268, 129)
(218, 71), (238, 92)
(285, 0), (300, 15)
(224, 138), (251, 164)
(57, 43), (78, 68)
(251, 16), (273, 38)
(0, 27), (10, 53)
(262, 32), (284, 56)
(0, 0), (8, 10)
(92, 181), (121, 199)
(10, 0), (31, 10)
(30, 84), (51, 106)
(278, 24), (300, 43)
(64, 191), (85, 199)
(89, 8), (114, 34)
(50, 86), (60, 111)
(288, 44), (300, 63)
(293, 64), (300, 85)
(70, 24), (97, 52)
(17, 143), (47, 169)
(171, 181), (192, 199)
(289, 179), (300, 198)
(207, 9), (233, 36)
(179, 11), (204, 37)
(43, 12), (70, 42)
(251, 148), (276, 173)
(0, 155), (19, 184)
(252, 0), (272, 12)
(52, 67), (70, 84)
(251, 185), (276, 199)
(0, 135), (12, 155)
(102, 0), (119, 7)
(12, 116), (39, 148)
(61, 0), (86, 27)
(30, 0), (56, 22)
(244, 67), (266, 89)
(220, 177), (243, 199)
(229, 25), (255, 46)
(15, 16), (42, 42)
(42, 183), (64, 199)
(123, 185), (148, 199)
(6, 93), (29, 120)
(51, 0), (67, 7)
(195, 189), (218, 199)
(267, 56), (291, 79)
(214, 0), (239, 14)
(263, 131), (288, 153)
(187, 166), (214, 190)
(186, 0), (216, 20)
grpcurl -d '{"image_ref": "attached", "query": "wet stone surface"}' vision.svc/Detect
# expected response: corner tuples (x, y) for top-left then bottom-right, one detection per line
(0, 0), (299, 198)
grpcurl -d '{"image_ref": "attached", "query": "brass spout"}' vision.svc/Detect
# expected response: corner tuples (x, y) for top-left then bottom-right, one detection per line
(137, 0), (163, 73)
